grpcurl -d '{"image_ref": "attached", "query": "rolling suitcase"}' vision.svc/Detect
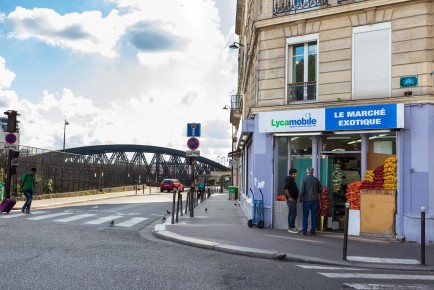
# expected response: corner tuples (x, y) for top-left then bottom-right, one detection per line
(0, 198), (17, 214)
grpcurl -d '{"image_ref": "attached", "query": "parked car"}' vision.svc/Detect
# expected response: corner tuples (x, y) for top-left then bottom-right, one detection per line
(160, 179), (184, 192)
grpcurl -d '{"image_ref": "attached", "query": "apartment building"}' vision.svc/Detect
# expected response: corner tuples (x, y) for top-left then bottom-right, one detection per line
(230, 0), (433, 242)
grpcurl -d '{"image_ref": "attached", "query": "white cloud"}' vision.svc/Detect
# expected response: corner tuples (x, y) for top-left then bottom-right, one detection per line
(0, 56), (16, 90)
(7, 7), (124, 58)
(1, 0), (236, 162)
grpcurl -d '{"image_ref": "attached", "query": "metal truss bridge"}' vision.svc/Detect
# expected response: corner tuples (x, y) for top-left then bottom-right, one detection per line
(64, 144), (229, 185)
(1, 144), (229, 196)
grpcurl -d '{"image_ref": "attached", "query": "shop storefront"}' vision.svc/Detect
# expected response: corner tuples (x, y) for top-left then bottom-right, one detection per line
(239, 103), (411, 238)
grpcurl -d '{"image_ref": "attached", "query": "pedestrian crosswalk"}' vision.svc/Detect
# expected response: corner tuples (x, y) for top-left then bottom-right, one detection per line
(296, 264), (434, 289)
(0, 209), (155, 229)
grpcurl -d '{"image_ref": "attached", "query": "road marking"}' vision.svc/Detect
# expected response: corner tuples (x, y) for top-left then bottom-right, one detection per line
(296, 265), (365, 270)
(347, 256), (420, 264)
(343, 283), (431, 289)
(319, 273), (434, 280)
(0, 211), (48, 218)
(54, 214), (97, 222)
(115, 217), (148, 227)
(84, 215), (123, 225)
(27, 212), (71, 220)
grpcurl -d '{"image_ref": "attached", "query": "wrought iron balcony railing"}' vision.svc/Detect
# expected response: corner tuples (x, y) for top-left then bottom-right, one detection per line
(273, 0), (329, 16)
(287, 81), (316, 103)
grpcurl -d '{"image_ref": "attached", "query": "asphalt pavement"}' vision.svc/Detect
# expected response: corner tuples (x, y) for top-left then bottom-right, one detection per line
(9, 188), (433, 271)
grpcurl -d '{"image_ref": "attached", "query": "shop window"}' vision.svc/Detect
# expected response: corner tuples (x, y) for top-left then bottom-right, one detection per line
(369, 132), (396, 155)
(287, 34), (318, 103)
(321, 134), (361, 152)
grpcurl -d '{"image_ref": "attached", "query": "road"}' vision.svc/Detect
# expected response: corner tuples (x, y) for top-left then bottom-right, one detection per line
(1, 191), (433, 289)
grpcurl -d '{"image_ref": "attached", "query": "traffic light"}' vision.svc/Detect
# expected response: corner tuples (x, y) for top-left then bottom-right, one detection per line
(4, 110), (19, 133)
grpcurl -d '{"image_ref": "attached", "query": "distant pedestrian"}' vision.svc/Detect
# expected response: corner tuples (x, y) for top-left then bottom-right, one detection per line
(284, 168), (299, 233)
(299, 167), (322, 236)
(20, 168), (38, 214)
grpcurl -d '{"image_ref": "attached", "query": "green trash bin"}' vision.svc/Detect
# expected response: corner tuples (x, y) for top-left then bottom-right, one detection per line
(0, 182), (4, 201)
(228, 186), (238, 200)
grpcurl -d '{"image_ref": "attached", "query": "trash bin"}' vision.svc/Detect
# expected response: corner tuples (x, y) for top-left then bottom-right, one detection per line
(0, 182), (4, 201)
(228, 186), (238, 200)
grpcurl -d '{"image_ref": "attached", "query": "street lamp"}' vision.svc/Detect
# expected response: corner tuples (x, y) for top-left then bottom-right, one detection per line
(229, 42), (244, 49)
(63, 119), (69, 151)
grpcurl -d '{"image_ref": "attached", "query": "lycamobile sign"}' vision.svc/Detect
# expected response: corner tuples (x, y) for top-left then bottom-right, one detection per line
(271, 113), (317, 128)
(258, 109), (325, 133)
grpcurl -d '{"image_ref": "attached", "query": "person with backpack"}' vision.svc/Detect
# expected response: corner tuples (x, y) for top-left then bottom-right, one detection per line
(20, 168), (38, 214)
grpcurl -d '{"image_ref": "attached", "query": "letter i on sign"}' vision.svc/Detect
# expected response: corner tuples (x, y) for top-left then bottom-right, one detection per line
(191, 125), (196, 136)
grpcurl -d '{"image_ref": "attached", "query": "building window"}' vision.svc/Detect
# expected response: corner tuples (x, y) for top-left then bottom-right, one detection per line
(287, 34), (318, 103)
(353, 22), (391, 100)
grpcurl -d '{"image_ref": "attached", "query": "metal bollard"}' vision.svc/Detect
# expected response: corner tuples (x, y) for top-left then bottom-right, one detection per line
(421, 206), (426, 265)
(171, 188), (177, 225)
(179, 193), (183, 216)
(142, 184), (144, 194)
(343, 202), (350, 261)
(185, 191), (189, 214)
(176, 192), (181, 222)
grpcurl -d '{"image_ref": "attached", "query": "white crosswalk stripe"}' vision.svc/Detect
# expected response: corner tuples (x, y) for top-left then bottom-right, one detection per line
(318, 273), (434, 280)
(84, 215), (123, 225)
(27, 212), (72, 220)
(115, 217), (148, 227)
(297, 264), (434, 289)
(54, 213), (97, 222)
(0, 211), (48, 218)
(343, 283), (432, 289)
(2, 209), (151, 228)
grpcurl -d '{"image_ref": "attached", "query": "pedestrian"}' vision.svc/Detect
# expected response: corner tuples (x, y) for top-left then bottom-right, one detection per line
(284, 168), (299, 233)
(20, 168), (38, 214)
(299, 167), (322, 236)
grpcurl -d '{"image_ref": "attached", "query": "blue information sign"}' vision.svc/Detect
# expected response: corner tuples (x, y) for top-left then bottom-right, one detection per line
(187, 123), (201, 137)
(325, 104), (400, 131)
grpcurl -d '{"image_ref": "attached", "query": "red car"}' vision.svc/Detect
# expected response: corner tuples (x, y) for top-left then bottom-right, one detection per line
(160, 179), (184, 192)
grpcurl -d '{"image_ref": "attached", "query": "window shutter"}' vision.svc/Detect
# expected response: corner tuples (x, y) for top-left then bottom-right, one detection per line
(353, 28), (390, 99)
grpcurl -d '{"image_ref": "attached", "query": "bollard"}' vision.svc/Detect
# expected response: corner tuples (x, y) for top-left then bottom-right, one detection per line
(149, 183), (151, 194)
(142, 184), (144, 194)
(343, 202), (350, 261)
(179, 193), (183, 216)
(421, 206), (426, 265)
(135, 181), (138, 194)
(208, 187), (211, 198)
(171, 188), (177, 224)
(185, 191), (189, 214)
(176, 192), (181, 222)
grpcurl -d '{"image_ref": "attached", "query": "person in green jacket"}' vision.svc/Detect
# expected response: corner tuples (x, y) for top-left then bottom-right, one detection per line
(20, 168), (38, 214)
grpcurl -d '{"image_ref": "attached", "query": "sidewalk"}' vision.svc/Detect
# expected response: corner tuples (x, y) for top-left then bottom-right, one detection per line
(154, 192), (434, 271)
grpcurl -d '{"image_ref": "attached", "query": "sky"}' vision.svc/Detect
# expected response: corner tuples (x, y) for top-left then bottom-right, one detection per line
(0, 0), (238, 164)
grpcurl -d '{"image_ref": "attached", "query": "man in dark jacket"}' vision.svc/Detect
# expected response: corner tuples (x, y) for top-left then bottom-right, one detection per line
(299, 167), (322, 235)
(284, 168), (299, 233)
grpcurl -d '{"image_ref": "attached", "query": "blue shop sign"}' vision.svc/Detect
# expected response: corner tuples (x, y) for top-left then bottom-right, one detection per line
(325, 104), (403, 131)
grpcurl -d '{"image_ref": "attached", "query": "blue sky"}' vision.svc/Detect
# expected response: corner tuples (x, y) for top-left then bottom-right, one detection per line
(0, 0), (238, 162)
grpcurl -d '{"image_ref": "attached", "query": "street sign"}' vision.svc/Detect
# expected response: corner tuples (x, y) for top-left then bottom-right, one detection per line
(187, 137), (200, 150)
(229, 159), (236, 167)
(3, 132), (19, 150)
(187, 123), (201, 137)
(186, 150), (200, 157)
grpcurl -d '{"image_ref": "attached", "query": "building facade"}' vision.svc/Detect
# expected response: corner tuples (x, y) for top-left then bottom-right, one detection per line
(231, 0), (433, 242)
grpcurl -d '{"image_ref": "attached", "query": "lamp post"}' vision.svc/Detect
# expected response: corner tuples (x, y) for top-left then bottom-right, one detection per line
(63, 119), (69, 151)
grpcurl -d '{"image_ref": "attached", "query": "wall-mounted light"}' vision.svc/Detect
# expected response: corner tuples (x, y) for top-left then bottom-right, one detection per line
(222, 105), (230, 110)
(229, 42), (244, 49)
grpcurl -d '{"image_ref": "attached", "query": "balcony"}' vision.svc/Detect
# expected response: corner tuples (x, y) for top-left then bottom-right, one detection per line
(287, 81), (316, 103)
(273, 0), (330, 16)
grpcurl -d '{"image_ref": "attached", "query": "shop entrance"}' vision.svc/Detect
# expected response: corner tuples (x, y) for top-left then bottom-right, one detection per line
(319, 134), (361, 229)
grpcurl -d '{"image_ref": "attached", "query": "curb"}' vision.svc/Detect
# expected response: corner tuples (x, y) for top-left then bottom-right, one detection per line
(153, 224), (434, 272)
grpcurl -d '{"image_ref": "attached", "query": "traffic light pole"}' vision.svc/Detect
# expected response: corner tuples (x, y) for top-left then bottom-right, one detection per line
(5, 150), (13, 199)
(3, 110), (19, 199)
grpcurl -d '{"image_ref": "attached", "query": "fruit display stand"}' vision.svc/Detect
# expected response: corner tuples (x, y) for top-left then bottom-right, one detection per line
(360, 189), (396, 236)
